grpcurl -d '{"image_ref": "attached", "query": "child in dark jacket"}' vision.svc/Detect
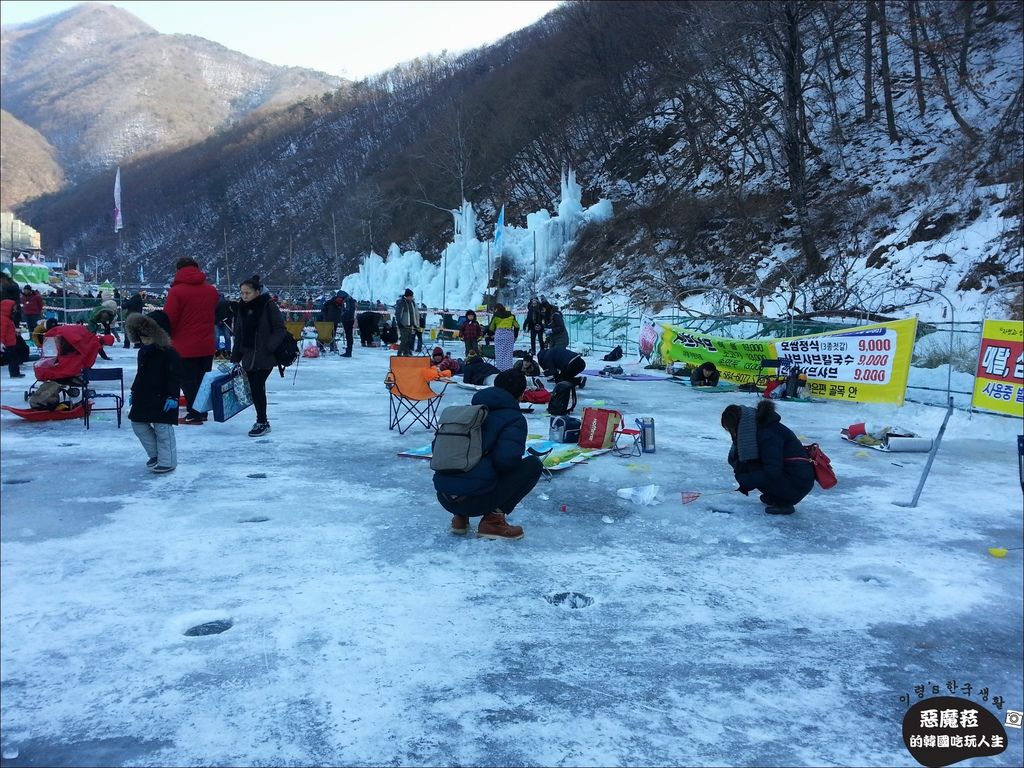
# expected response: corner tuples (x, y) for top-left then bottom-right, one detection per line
(433, 369), (542, 539)
(460, 310), (483, 356)
(125, 311), (183, 474)
(721, 399), (815, 515)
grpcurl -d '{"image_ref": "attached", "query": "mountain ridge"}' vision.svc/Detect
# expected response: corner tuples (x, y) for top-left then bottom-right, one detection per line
(1, 2), (344, 198)
(8, 1), (1023, 320)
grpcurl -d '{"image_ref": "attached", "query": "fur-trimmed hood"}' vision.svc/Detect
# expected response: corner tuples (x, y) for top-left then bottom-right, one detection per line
(126, 311), (172, 348)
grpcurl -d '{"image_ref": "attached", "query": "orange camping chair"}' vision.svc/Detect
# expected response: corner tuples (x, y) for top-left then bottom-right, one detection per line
(384, 356), (449, 434)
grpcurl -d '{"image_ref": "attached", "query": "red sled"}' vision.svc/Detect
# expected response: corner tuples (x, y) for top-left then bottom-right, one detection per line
(1, 403), (88, 422)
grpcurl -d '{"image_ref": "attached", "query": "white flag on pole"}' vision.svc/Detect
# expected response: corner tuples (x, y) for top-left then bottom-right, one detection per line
(114, 167), (123, 232)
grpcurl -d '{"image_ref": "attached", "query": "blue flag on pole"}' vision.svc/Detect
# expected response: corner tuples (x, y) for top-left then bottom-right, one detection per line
(494, 205), (505, 257)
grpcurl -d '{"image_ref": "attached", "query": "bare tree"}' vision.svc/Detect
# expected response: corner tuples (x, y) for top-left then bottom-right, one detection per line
(877, 0), (901, 141)
(905, 0), (928, 118)
(915, 3), (981, 142)
(863, 0), (876, 120)
(957, 0), (975, 81)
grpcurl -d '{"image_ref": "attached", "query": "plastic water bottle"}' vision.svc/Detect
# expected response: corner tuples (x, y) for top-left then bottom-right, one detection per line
(636, 417), (656, 453)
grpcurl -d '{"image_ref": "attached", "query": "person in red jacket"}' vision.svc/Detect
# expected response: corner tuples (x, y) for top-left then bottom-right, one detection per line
(163, 257), (219, 424)
(1, 298), (25, 378)
(20, 286), (44, 332)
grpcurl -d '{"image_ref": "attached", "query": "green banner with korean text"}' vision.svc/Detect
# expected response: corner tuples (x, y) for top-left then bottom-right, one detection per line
(659, 318), (918, 405)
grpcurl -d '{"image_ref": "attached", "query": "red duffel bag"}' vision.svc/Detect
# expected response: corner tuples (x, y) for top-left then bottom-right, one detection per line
(578, 407), (623, 449)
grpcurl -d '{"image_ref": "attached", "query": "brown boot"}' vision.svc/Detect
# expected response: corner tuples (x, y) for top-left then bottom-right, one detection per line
(477, 510), (524, 540)
(451, 515), (469, 535)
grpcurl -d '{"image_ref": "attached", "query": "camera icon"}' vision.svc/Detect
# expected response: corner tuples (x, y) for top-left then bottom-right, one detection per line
(1005, 710), (1023, 729)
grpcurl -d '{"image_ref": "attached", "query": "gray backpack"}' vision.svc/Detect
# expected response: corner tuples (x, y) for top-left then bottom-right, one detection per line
(430, 405), (488, 473)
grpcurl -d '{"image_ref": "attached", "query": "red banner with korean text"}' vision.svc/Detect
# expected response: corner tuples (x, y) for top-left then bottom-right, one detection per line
(971, 319), (1024, 417)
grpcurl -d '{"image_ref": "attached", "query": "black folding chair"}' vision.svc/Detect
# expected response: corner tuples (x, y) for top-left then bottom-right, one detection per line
(755, 357), (793, 389)
(83, 367), (125, 429)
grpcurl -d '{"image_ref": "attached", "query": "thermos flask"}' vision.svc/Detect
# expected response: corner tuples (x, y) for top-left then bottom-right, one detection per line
(636, 417), (656, 453)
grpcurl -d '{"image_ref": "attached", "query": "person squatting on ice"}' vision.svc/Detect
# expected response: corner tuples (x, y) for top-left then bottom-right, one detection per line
(538, 346), (587, 388)
(126, 311), (183, 474)
(721, 399), (815, 515)
(433, 369), (543, 540)
(231, 275), (286, 438)
(690, 361), (721, 387)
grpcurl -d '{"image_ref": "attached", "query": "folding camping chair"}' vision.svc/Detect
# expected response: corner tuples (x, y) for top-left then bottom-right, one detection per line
(314, 321), (338, 354)
(612, 426), (643, 457)
(82, 366), (124, 429)
(755, 357), (794, 389)
(284, 320), (307, 342)
(384, 356), (449, 434)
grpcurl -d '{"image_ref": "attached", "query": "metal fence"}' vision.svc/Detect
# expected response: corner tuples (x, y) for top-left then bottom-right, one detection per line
(557, 311), (993, 409)
(33, 290), (1004, 412)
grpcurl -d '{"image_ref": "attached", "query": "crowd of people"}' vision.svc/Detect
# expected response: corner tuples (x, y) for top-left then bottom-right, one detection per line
(3, 267), (818, 524)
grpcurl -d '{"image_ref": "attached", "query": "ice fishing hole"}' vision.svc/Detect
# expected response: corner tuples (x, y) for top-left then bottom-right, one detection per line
(184, 619), (233, 636)
(239, 516), (270, 523)
(246, 473), (267, 479)
(545, 592), (594, 609)
(2, 479), (31, 485)
(59, 442), (79, 447)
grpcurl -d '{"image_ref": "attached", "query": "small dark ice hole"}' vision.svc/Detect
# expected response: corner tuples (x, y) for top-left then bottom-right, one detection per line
(239, 516), (270, 523)
(545, 592), (594, 609)
(184, 620), (233, 636)
(2, 479), (31, 485)
(247, 473), (267, 479)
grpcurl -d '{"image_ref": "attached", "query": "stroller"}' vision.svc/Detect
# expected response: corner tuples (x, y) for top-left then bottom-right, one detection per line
(2, 325), (101, 422)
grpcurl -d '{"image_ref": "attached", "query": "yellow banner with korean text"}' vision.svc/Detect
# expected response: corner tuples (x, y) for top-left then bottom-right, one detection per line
(659, 318), (918, 405)
(971, 319), (1024, 417)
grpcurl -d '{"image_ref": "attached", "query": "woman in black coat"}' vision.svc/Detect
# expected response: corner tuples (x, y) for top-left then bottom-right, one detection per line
(721, 399), (815, 515)
(125, 311), (183, 473)
(231, 275), (286, 438)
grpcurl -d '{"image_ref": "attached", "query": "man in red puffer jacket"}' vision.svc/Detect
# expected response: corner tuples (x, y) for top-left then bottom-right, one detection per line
(163, 257), (219, 423)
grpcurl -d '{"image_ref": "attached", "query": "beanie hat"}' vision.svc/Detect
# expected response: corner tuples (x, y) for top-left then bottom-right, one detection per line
(404, 288), (414, 297)
(432, 346), (444, 357)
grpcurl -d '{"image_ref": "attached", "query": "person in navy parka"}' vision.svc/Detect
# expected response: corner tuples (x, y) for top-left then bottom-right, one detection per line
(433, 369), (542, 540)
(721, 399), (815, 515)
(538, 346), (587, 388)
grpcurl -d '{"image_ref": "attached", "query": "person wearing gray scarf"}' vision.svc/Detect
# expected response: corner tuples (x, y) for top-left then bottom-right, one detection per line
(721, 400), (815, 515)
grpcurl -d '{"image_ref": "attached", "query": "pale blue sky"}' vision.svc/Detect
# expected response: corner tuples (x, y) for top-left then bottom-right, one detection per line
(0, 1), (561, 79)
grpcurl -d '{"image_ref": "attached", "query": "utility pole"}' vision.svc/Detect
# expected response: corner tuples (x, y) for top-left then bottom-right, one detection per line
(288, 234), (294, 295)
(223, 227), (232, 290)
(332, 212), (340, 288)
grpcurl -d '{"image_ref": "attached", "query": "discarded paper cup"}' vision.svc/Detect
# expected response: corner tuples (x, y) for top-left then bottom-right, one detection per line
(988, 547), (1008, 558)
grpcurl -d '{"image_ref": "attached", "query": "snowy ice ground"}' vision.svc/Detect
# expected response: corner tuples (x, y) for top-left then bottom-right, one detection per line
(1, 341), (1021, 768)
